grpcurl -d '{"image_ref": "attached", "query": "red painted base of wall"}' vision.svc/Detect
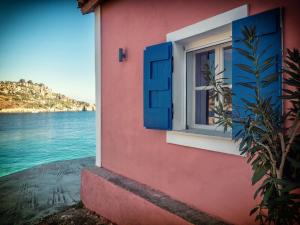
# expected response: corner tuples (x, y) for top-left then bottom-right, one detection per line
(81, 168), (193, 225)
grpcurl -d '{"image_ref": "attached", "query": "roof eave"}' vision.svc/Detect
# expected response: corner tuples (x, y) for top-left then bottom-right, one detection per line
(78, 0), (100, 15)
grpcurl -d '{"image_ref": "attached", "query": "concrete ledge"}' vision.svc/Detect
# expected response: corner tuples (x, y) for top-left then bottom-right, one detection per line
(81, 167), (229, 225)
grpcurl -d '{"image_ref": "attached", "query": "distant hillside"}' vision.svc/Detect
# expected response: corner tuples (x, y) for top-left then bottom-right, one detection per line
(0, 79), (95, 113)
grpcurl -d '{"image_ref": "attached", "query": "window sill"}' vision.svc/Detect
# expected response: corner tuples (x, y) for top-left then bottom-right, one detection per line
(166, 129), (241, 156)
(184, 128), (232, 138)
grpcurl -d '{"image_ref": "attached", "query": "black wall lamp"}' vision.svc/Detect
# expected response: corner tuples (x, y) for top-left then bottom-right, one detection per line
(118, 48), (127, 62)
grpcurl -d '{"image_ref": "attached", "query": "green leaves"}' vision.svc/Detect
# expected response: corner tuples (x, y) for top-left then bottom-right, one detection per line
(208, 25), (300, 225)
(250, 206), (259, 216)
(252, 167), (267, 185)
(282, 48), (300, 124)
(262, 73), (279, 87)
(240, 32), (300, 224)
(237, 82), (256, 90)
(236, 63), (256, 74)
(235, 47), (255, 61)
(259, 56), (275, 73)
(257, 44), (272, 63)
(262, 184), (274, 203)
(202, 62), (233, 130)
(242, 25), (256, 43)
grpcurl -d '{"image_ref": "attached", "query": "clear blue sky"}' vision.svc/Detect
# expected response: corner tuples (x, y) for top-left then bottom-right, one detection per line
(0, 0), (95, 103)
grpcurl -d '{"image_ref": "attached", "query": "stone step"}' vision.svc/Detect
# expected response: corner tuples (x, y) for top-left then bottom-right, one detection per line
(81, 167), (230, 225)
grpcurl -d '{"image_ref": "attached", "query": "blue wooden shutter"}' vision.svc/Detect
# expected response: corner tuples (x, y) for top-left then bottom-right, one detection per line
(232, 8), (282, 136)
(144, 42), (172, 130)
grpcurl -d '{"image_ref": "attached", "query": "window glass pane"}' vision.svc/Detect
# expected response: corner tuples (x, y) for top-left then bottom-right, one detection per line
(223, 47), (232, 84)
(195, 50), (215, 87)
(187, 45), (232, 129)
(223, 86), (232, 116)
(195, 90), (215, 125)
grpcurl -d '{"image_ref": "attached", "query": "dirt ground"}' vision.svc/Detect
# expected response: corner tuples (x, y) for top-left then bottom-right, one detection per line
(37, 202), (116, 225)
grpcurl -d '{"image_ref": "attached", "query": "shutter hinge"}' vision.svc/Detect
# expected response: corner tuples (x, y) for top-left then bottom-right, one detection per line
(171, 103), (174, 119)
(171, 56), (174, 73)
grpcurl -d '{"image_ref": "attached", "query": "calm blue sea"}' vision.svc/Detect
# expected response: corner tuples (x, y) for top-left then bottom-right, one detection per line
(0, 112), (95, 177)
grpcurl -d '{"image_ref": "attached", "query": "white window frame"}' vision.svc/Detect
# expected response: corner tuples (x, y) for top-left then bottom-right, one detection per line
(166, 5), (248, 156)
(186, 42), (232, 131)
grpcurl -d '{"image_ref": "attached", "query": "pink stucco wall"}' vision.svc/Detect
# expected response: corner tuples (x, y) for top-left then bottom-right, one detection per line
(81, 169), (194, 225)
(99, 1), (300, 224)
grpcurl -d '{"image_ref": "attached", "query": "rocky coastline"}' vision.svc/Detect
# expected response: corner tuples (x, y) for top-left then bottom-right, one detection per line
(0, 80), (95, 113)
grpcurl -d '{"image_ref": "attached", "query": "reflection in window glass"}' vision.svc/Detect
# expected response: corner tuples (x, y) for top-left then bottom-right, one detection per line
(195, 50), (215, 87)
(223, 86), (232, 116)
(186, 45), (232, 129)
(223, 47), (232, 84)
(195, 90), (215, 125)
